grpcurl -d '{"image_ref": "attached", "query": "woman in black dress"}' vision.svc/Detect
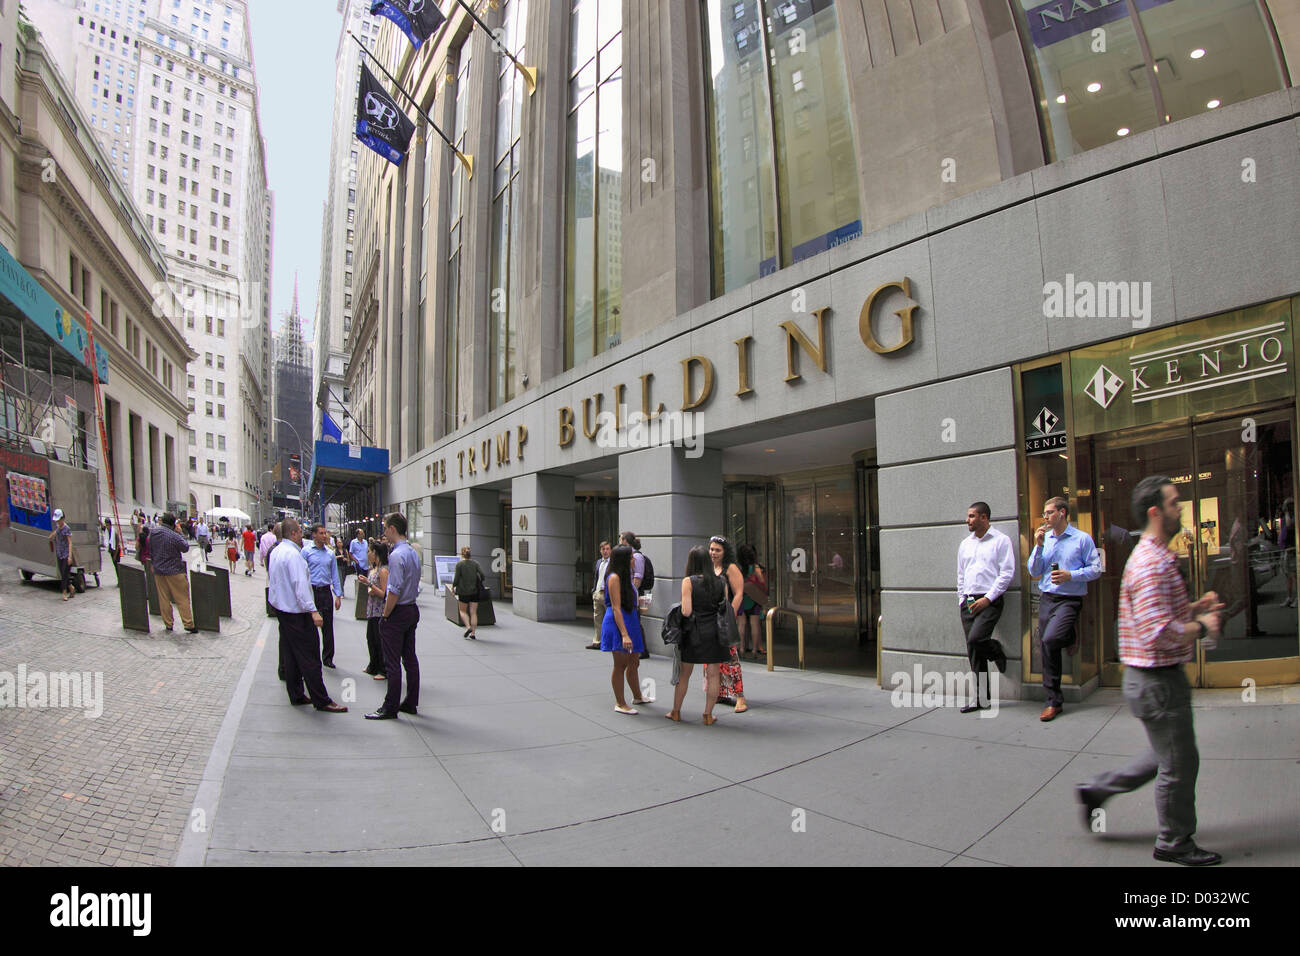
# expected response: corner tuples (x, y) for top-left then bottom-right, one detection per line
(666, 546), (730, 724)
(453, 546), (483, 639)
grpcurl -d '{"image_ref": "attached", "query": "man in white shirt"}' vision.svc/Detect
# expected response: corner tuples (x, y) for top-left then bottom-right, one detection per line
(956, 500), (1014, 712)
(268, 517), (347, 713)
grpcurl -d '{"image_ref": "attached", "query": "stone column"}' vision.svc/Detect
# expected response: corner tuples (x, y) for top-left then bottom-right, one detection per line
(427, 495), (456, 585)
(511, 473), (576, 621)
(618, 445), (723, 652)
(876, 368), (1025, 700)
(456, 487), (501, 596)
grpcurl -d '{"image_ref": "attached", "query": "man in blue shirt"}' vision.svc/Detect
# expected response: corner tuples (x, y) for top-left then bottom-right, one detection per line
(304, 523), (344, 668)
(347, 527), (369, 598)
(1027, 496), (1102, 722)
(366, 512), (422, 720)
(268, 518), (347, 712)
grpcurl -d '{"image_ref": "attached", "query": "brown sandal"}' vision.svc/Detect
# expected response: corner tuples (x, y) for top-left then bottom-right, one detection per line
(702, 714), (717, 725)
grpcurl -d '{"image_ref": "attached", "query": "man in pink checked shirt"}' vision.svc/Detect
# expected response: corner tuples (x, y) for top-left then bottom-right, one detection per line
(1077, 475), (1224, 866)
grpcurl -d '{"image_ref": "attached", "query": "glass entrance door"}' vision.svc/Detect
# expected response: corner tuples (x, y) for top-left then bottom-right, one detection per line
(1091, 408), (1300, 686)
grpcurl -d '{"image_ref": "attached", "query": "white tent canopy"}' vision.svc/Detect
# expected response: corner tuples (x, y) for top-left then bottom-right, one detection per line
(205, 506), (252, 523)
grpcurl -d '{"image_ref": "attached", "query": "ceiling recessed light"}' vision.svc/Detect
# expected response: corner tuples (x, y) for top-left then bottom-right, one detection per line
(1190, 48), (1205, 59)
(1117, 127), (1130, 136)
(1056, 93), (1067, 104)
(1206, 98), (1221, 109)
(1086, 81), (1102, 93)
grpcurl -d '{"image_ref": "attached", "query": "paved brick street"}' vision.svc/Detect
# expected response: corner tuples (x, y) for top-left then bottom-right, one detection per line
(0, 550), (270, 866)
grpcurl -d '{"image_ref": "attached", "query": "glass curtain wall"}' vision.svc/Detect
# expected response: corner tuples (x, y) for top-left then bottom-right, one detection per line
(444, 45), (471, 434)
(490, 0), (529, 410)
(564, 0), (623, 370)
(1014, 0), (1289, 162)
(701, 0), (861, 296)
(417, 130), (433, 442)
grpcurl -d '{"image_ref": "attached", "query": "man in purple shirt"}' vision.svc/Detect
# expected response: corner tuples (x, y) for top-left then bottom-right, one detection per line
(149, 513), (198, 633)
(366, 512), (422, 720)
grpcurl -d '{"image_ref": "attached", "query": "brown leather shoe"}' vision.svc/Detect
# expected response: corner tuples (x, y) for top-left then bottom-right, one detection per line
(1039, 705), (1062, 722)
(317, 702), (348, 713)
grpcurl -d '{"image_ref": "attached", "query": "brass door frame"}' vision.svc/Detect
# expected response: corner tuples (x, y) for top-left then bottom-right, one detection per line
(777, 467), (862, 641)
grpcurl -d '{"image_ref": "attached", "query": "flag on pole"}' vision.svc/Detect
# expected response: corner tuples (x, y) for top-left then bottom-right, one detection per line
(355, 63), (416, 166)
(322, 412), (343, 444)
(370, 0), (446, 50)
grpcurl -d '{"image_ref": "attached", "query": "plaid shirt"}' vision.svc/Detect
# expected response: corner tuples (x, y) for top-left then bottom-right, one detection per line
(1118, 535), (1193, 668)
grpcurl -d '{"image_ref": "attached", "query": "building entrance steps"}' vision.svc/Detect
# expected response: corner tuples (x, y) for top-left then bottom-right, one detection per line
(183, 587), (1300, 867)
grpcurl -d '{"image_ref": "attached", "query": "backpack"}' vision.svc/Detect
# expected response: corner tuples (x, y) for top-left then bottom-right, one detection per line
(640, 552), (655, 592)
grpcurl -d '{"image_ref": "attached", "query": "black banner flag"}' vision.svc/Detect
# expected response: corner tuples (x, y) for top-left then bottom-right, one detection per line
(370, 0), (446, 50)
(355, 63), (416, 166)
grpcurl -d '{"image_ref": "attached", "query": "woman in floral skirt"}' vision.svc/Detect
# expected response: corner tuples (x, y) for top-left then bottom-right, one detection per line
(706, 535), (748, 713)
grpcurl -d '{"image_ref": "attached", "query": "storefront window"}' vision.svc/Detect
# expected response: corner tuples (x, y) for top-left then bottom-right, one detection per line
(564, 0), (622, 370)
(701, 0), (861, 295)
(1014, 0), (1289, 162)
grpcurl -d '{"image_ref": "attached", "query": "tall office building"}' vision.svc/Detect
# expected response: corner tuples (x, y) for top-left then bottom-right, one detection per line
(270, 279), (312, 515)
(26, 0), (273, 518)
(312, 0), (371, 453)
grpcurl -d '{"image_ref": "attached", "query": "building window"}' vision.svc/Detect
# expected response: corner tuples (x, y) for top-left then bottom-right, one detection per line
(488, 0), (530, 406)
(700, 0), (861, 296)
(564, 0), (621, 370)
(1011, 0), (1289, 162)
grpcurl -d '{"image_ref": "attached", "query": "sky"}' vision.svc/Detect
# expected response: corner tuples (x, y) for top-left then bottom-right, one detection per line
(246, 0), (343, 340)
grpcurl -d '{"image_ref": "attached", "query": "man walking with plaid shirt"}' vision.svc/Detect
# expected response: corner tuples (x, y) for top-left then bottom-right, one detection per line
(1077, 475), (1224, 866)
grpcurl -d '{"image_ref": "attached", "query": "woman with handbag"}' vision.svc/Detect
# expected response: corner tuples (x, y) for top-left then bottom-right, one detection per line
(600, 544), (650, 714)
(666, 546), (730, 724)
(737, 543), (768, 659)
(453, 546), (483, 640)
(357, 541), (389, 679)
(706, 535), (749, 713)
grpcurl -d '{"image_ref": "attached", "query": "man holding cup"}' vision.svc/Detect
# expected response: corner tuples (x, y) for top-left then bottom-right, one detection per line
(1076, 475), (1224, 866)
(1027, 496), (1102, 722)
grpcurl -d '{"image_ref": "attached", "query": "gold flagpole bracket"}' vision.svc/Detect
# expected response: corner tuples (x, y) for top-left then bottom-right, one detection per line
(456, 151), (475, 179)
(514, 60), (539, 96)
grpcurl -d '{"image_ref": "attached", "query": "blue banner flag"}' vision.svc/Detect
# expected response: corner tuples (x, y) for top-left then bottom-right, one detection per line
(355, 63), (415, 166)
(322, 413), (343, 444)
(370, 0), (446, 50)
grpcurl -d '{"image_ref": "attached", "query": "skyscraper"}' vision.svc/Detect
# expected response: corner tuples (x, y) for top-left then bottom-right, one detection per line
(26, 0), (273, 517)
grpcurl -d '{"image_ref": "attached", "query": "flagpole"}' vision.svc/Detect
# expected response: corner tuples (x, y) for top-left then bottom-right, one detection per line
(451, 0), (538, 96)
(349, 31), (475, 179)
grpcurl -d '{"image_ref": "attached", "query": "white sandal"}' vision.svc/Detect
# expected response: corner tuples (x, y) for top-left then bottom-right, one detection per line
(614, 705), (638, 715)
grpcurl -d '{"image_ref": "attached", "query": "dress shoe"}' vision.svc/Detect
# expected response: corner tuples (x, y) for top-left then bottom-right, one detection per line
(960, 703), (988, 714)
(290, 696), (312, 706)
(1039, 705), (1062, 722)
(322, 661), (336, 669)
(1153, 843), (1222, 866)
(1076, 784), (1105, 832)
(398, 703), (418, 715)
(585, 642), (600, 650)
(185, 626), (199, 634)
(365, 708), (398, 720)
(164, 626), (173, 632)
(316, 702), (348, 713)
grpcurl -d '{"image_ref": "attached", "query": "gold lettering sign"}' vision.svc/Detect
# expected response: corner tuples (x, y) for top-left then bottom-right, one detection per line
(582, 394), (604, 439)
(496, 433), (511, 466)
(778, 307), (830, 382)
(558, 407), (575, 447)
(860, 278), (918, 355)
(681, 356), (715, 412)
(516, 424), (528, 460)
(640, 372), (664, 420)
(735, 336), (754, 397)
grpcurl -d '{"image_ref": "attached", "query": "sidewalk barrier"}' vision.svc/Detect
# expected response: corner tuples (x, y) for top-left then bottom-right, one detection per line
(142, 561), (161, 616)
(209, 565), (233, 618)
(189, 569), (221, 633)
(445, 588), (496, 626)
(765, 606), (805, 671)
(116, 563), (151, 633)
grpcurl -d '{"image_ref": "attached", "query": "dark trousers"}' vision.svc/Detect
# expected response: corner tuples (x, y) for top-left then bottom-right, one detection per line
(312, 584), (336, 665)
(1039, 592), (1082, 708)
(959, 595), (1005, 674)
(279, 611), (332, 707)
(381, 603), (420, 713)
(57, 556), (73, 593)
(1085, 666), (1199, 852)
(364, 617), (386, 675)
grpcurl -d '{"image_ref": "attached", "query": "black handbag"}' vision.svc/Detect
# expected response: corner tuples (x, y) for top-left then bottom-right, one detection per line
(716, 583), (738, 647)
(661, 604), (688, 645)
(475, 570), (490, 601)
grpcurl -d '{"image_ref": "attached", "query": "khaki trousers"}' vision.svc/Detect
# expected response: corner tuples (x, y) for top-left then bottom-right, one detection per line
(155, 572), (194, 630)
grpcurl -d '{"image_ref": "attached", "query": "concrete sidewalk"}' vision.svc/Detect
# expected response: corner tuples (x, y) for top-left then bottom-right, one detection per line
(189, 585), (1300, 867)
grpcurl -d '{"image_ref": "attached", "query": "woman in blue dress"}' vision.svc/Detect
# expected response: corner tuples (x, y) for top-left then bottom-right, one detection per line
(601, 544), (652, 714)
